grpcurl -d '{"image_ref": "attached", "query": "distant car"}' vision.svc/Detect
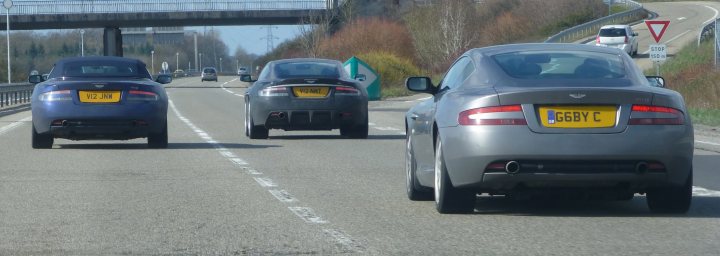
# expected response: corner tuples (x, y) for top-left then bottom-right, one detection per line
(405, 43), (693, 214)
(596, 25), (638, 56)
(173, 69), (186, 78)
(201, 67), (218, 82)
(29, 56), (171, 149)
(244, 58), (369, 139)
(238, 67), (249, 75)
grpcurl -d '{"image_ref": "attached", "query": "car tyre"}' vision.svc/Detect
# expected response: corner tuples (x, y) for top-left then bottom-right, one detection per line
(646, 169), (692, 214)
(148, 121), (169, 149)
(248, 111), (269, 139)
(31, 126), (53, 149)
(434, 137), (476, 214)
(406, 131), (433, 201)
(340, 117), (368, 139)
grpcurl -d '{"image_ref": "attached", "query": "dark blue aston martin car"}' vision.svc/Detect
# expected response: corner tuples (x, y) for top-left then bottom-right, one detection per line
(30, 56), (171, 149)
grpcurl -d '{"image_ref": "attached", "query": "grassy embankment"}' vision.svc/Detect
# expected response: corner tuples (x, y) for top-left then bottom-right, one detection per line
(650, 41), (720, 125)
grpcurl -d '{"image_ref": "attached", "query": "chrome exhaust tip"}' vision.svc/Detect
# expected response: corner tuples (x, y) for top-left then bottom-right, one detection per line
(505, 161), (521, 174)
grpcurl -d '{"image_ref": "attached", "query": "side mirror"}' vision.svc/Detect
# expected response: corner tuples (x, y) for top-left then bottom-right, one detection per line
(646, 76), (665, 88)
(240, 74), (256, 83)
(156, 74), (173, 84)
(28, 74), (44, 84)
(355, 73), (366, 82)
(406, 76), (435, 94)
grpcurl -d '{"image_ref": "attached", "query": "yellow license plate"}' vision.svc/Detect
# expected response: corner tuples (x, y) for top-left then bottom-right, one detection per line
(293, 87), (329, 98)
(79, 91), (121, 103)
(539, 106), (617, 128)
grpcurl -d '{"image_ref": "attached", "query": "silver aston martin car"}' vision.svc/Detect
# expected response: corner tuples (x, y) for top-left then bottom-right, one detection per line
(405, 43), (693, 214)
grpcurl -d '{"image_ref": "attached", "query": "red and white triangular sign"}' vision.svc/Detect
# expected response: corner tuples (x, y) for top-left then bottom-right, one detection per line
(645, 20), (670, 43)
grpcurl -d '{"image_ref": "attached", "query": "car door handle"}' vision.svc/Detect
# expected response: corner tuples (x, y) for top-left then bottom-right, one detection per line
(410, 114), (419, 120)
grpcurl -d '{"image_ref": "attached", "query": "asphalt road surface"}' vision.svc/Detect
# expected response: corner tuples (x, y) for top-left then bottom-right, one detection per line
(2, 2), (720, 255)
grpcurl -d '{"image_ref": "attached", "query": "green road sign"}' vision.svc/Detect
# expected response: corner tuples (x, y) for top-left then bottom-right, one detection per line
(344, 56), (380, 101)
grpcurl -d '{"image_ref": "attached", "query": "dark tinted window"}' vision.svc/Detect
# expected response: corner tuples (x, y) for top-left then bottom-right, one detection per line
(203, 68), (216, 73)
(599, 28), (627, 37)
(493, 51), (626, 80)
(54, 60), (148, 78)
(274, 62), (339, 78)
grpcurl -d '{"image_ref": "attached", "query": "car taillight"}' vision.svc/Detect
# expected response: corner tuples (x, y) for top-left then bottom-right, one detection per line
(596, 36), (600, 44)
(38, 90), (72, 101)
(259, 86), (288, 97)
(127, 90), (159, 101)
(628, 105), (684, 125)
(624, 36), (628, 43)
(335, 86), (360, 95)
(458, 105), (527, 125)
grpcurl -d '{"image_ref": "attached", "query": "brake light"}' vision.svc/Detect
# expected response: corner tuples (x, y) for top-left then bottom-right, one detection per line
(259, 86), (288, 97)
(128, 90), (159, 101)
(458, 105), (527, 125)
(624, 36), (628, 43)
(335, 86), (360, 95)
(39, 90), (72, 101)
(628, 105), (684, 125)
(596, 36), (600, 44)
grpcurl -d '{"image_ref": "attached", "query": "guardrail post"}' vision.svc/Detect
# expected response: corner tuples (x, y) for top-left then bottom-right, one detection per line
(1, 92), (4, 107)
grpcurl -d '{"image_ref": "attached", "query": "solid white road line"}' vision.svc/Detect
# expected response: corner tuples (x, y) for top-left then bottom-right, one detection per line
(702, 5), (720, 25)
(0, 116), (31, 136)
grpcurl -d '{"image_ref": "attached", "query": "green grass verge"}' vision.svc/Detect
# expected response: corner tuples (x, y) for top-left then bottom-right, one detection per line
(647, 40), (720, 126)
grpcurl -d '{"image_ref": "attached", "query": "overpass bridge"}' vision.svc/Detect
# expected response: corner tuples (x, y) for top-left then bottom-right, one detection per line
(1, 0), (340, 56)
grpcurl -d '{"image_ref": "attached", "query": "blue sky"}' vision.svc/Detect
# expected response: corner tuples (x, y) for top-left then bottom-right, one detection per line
(197, 25), (302, 56)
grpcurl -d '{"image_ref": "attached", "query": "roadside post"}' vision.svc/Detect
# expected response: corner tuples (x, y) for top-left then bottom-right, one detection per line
(344, 56), (380, 101)
(161, 61), (169, 74)
(646, 20), (670, 76)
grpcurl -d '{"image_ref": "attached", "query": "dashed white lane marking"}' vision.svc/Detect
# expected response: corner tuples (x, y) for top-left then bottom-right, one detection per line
(289, 207), (328, 224)
(229, 157), (248, 166)
(254, 177), (278, 188)
(323, 229), (365, 252)
(677, 17), (687, 21)
(269, 189), (298, 203)
(696, 140), (720, 146)
(241, 167), (263, 175)
(693, 186), (720, 197)
(218, 150), (236, 158)
(169, 96), (362, 252)
(375, 126), (400, 131)
(0, 116), (31, 135)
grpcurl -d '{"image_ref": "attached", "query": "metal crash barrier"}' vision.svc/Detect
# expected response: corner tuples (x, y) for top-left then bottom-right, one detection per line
(0, 83), (34, 109)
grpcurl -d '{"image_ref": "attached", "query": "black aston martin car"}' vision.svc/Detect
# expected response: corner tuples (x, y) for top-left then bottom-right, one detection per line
(243, 58), (368, 139)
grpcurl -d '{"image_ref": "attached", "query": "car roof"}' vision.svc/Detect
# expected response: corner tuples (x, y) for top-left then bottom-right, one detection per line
(468, 43), (625, 57)
(600, 25), (630, 29)
(268, 58), (342, 66)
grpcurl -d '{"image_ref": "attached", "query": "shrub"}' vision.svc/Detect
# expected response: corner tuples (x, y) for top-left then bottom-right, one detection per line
(320, 18), (415, 63)
(355, 52), (426, 97)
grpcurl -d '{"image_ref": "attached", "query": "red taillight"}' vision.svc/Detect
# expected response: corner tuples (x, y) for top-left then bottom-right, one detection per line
(458, 105), (527, 126)
(628, 105), (684, 125)
(596, 36), (600, 44)
(624, 36), (628, 43)
(335, 86), (360, 95)
(128, 90), (159, 101)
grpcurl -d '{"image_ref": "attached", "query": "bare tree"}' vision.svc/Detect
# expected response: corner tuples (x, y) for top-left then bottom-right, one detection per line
(437, 0), (478, 60)
(298, 10), (335, 58)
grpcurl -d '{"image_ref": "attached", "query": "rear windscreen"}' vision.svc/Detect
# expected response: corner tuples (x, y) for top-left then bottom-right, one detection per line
(203, 69), (216, 73)
(274, 62), (339, 78)
(492, 51), (626, 80)
(599, 28), (627, 37)
(54, 60), (148, 78)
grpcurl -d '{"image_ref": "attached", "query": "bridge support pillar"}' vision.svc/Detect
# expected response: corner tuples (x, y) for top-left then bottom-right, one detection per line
(103, 27), (123, 57)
